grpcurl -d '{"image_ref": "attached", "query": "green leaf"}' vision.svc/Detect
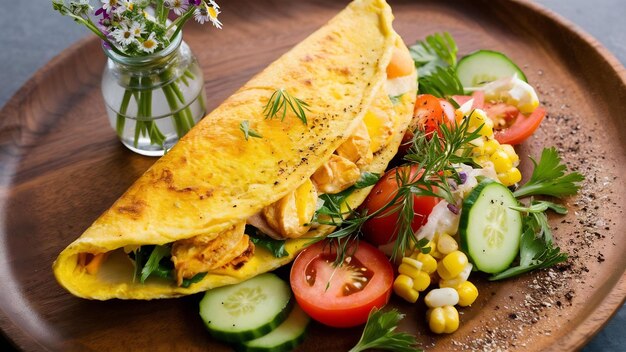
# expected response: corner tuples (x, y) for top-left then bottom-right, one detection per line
(349, 308), (420, 352)
(509, 200), (568, 215)
(389, 94), (404, 105)
(418, 66), (465, 98)
(181, 272), (207, 288)
(410, 32), (458, 75)
(354, 172), (381, 189)
(513, 147), (584, 198)
(239, 120), (262, 141)
(250, 236), (289, 258)
(263, 88), (309, 125)
(140, 245), (171, 283)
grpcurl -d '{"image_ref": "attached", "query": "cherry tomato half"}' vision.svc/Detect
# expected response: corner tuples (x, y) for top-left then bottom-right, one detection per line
(412, 94), (444, 136)
(361, 165), (440, 246)
(494, 106), (546, 145)
(290, 240), (394, 328)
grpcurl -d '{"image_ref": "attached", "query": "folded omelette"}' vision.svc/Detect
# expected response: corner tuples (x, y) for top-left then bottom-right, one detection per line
(53, 0), (417, 299)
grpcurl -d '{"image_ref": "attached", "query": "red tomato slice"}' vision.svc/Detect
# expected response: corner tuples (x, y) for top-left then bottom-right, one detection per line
(413, 94), (444, 136)
(494, 107), (546, 145)
(361, 165), (440, 246)
(290, 240), (394, 328)
(452, 91), (484, 110)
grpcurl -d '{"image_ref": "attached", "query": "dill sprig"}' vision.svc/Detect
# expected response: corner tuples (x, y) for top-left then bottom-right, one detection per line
(263, 88), (310, 125)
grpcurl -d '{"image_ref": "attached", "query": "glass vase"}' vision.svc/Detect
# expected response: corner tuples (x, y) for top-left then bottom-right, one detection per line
(101, 32), (206, 156)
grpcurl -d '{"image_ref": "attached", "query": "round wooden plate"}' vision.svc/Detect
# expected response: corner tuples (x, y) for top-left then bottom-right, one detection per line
(0, 0), (624, 351)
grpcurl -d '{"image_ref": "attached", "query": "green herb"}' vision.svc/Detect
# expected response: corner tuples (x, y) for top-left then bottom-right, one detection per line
(140, 245), (171, 283)
(509, 200), (568, 215)
(354, 172), (381, 189)
(490, 211), (568, 281)
(513, 147), (584, 198)
(348, 308), (420, 352)
(417, 66), (465, 98)
(250, 236), (289, 258)
(263, 88), (310, 125)
(181, 272), (207, 288)
(409, 32), (464, 99)
(410, 32), (458, 76)
(239, 120), (263, 141)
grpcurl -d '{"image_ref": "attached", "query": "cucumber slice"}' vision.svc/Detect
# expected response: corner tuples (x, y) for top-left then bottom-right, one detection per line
(456, 50), (528, 87)
(238, 304), (310, 352)
(459, 180), (522, 274)
(199, 273), (292, 343)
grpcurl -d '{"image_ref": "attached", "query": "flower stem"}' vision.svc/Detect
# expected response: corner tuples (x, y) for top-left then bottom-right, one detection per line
(116, 88), (134, 137)
(169, 9), (195, 40)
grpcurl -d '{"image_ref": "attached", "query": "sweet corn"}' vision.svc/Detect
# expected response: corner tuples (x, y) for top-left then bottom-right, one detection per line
(456, 281), (479, 307)
(424, 287), (459, 308)
(483, 139), (500, 156)
(500, 144), (519, 165)
(441, 251), (468, 278)
(498, 167), (522, 187)
(437, 234), (458, 255)
(416, 253), (438, 274)
(437, 261), (455, 280)
(393, 274), (419, 303)
(490, 150), (513, 174)
(427, 306), (459, 334)
(412, 270), (431, 291)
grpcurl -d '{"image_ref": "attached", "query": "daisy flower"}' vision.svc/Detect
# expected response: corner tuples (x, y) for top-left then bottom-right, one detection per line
(194, 2), (222, 28)
(164, 0), (188, 16)
(100, 0), (119, 13)
(140, 32), (160, 54)
(112, 22), (136, 46)
(130, 21), (145, 39)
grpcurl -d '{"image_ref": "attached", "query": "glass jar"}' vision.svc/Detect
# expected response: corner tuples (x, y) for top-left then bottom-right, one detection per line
(101, 32), (206, 156)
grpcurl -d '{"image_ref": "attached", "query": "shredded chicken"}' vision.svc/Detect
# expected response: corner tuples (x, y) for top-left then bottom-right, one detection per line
(262, 179), (318, 239)
(311, 154), (360, 194)
(336, 120), (373, 168)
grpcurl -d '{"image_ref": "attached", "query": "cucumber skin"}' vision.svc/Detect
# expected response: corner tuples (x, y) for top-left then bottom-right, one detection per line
(236, 329), (306, 352)
(459, 180), (521, 273)
(457, 49), (528, 84)
(205, 299), (294, 343)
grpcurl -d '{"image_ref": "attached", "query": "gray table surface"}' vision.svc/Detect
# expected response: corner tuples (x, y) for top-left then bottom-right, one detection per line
(0, 0), (624, 351)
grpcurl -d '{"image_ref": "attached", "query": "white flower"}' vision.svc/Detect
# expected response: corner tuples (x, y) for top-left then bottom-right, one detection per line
(112, 22), (136, 46)
(207, 0), (220, 10)
(100, 0), (119, 13)
(130, 21), (145, 39)
(194, 3), (222, 28)
(140, 32), (159, 53)
(164, 0), (188, 16)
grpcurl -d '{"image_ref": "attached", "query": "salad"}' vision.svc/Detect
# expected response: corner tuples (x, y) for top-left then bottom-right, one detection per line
(195, 32), (583, 352)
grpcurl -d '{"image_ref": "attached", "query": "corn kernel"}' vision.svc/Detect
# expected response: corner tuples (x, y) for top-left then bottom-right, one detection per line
(398, 263), (421, 278)
(490, 150), (513, 173)
(442, 306), (460, 333)
(473, 155), (490, 167)
(498, 167), (522, 187)
(500, 144), (519, 164)
(442, 251), (468, 278)
(437, 234), (458, 255)
(424, 287), (459, 308)
(427, 308), (446, 334)
(437, 261), (454, 280)
(393, 275), (419, 303)
(412, 270), (431, 291)
(483, 139), (500, 156)
(456, 281), (479, 307)
(416, 253), (438, 274)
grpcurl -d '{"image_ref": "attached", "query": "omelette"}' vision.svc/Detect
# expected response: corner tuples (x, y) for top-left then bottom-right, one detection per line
(53, 0), (418, 300)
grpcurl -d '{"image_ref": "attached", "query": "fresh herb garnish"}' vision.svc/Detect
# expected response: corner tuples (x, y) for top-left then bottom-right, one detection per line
(354, 172), (381, 189)
(513, 147), (584, 198)
(250, 236), (289, 258)
(140, 245), (171, 283)
(489, 211), (568, 281)
(263, 88), (310, 125)
(181, 272), (207, 288)
(389, 94), (404, 105)
(410, 32), (464, 99)
(348, 308), (420, 352)
(509, 200), (568, 215)
(239, 120), (263, 141)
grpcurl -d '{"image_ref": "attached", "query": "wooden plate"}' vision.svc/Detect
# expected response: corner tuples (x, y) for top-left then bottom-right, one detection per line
(1, 0), (624, 350)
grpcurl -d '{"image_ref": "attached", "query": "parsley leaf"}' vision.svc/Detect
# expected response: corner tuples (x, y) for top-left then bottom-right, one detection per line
(513, 147), (584, 198)
(354, 172), (381, 189)
(250, 236), (289, 258)
(509, 200), (568, 215)
(348, 308), (420, 352)
(239, 120), (262, 141)
(409, 32), (463, 99)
